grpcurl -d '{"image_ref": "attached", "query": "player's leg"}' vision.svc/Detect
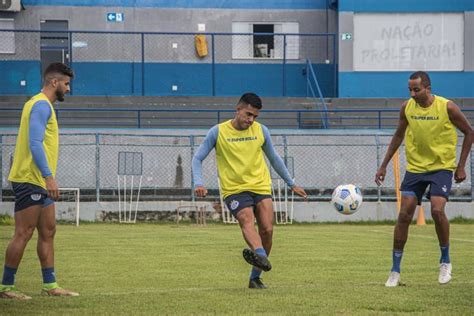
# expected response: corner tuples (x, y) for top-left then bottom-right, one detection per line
(1, 204), (41, 300)
(235, 206), (263, 250)
(247, 197), (274, 289)
(235, 207), (271, 272)
(385, 194), (418, 287)
(254, 197), (274, 256)
(427, 170), (453, 284)
(37, 201), (79, 296)
(386, 171), (425, 287)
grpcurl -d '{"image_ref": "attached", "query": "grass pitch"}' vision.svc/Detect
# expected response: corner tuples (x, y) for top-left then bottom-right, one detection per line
(0, 222), (473, 315)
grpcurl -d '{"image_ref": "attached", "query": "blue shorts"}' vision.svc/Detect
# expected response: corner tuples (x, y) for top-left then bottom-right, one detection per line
(12, 182), (54, 212)
(224, 191), (272, 215)
(400, 170), (453, 205)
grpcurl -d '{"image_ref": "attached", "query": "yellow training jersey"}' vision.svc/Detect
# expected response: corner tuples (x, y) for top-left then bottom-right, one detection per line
(8, 92), (59, 189)
(404, 95), (457, 173)
(216, 120), (272, 198)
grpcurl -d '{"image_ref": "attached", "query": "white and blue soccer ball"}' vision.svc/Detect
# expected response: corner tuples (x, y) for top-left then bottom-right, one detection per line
(331, 184), (363, 215)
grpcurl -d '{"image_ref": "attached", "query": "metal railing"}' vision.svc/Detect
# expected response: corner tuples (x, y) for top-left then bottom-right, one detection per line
(1, 108), (472, 129)
(0, 29), (337, 97)
(306, 58), (329, 128)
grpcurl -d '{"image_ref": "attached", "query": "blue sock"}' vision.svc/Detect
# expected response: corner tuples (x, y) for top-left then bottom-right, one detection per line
(440, 244), (450, 264)
(250, 248), (267, 280)
(41, 267), (56, 284)
(391, 250), (403, 273)
(2, 265), (17, 286)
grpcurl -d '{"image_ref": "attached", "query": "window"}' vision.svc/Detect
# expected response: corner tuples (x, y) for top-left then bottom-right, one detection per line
(232, 22), (299, 59)
(253, 24), (274, 58)
(0, 18), (15, 54)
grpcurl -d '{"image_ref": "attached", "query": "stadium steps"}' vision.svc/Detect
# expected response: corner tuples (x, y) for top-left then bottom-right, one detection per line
(1, 96), (473, 129)
(0, 96), (331, 129)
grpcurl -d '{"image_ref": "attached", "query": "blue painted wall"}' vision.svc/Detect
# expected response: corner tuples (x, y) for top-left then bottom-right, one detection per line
(0, 61), (41, 95)
(22, 0), (329, 9)
(339, 0), (474, 12)
(0, 61), (335, 97)
(339, 72), (474, 98)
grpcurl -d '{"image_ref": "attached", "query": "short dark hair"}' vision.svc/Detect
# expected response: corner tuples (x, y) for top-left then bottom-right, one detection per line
(238, 92), (262, 109)
(43, 62), (74, 84)
(409, 71), (431, 87)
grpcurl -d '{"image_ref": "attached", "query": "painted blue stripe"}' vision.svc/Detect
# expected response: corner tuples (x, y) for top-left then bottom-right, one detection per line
(339, 71), (474, 98)
(339, 0), (474, 12)
(22, 0), (329, 9)
(0, 61), (41, 95)
(0, 61), (335, 97)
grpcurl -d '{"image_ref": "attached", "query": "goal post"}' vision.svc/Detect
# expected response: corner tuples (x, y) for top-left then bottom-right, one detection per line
(57, 188), (80, 227)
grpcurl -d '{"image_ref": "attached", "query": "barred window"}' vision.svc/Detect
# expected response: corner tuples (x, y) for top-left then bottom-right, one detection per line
(0, 18), (15, 54)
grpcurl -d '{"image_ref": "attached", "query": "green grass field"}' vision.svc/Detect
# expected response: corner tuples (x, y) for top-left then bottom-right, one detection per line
(0, 222), (473, 315)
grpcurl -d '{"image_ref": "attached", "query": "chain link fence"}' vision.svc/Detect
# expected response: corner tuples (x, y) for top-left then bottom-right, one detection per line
(1, 132), (472, 203)
(0, 29), (336, 97)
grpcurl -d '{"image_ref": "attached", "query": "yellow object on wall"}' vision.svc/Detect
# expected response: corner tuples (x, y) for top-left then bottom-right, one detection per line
(195, 34), (208, 58)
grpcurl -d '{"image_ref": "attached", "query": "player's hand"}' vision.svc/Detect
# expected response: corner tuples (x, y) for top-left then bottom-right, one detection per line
(375, 167), (386, 186)
(291, 185), (308, 201)
(454, 167), (466, 183)
(195, 185), (208, 198)
(45, 176), (59, 200)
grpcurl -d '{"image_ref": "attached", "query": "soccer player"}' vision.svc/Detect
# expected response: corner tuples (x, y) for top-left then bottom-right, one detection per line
(192, 92), (307, 289)
(375, 71), (473, 287)
(0, 63), (79, 300)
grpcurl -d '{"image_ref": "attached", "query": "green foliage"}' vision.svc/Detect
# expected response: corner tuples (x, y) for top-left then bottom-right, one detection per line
(0, 214), (14, 226)
(0, 223), (472, 314)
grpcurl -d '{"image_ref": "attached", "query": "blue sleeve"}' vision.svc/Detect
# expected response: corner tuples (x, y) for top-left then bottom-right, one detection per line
(192, 125), (218, 186)
(261, 125), (295, 187)
(29, 101), (52, 177)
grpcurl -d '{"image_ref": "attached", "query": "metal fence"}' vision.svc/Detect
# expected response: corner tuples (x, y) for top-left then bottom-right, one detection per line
(0, 29), (337, 97)
(1, 108), (473, 129)
(1, 132), (472, 203)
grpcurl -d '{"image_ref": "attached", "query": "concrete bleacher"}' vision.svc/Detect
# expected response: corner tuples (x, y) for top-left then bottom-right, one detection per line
(1, 96), (473, 129)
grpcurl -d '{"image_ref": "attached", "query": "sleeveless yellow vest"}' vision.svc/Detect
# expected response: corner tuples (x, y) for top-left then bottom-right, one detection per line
(216, 120), (272, 198)
(404, 95), (457, 173)
(8, 92), (59, 189)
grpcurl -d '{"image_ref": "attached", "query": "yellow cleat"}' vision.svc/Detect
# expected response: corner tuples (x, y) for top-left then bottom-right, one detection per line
(0, 286), (32, 300)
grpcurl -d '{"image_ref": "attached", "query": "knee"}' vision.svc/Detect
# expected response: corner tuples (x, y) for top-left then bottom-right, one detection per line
(431, 210), (446, 223)
(397, 212), (413, 225)
(38, 224), (56, 240)
(259, 227), (273, 239)
(14, 226), (35, 244)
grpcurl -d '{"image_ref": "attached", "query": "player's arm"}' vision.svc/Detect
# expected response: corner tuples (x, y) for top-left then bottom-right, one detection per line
(192, 125), (218, 197)
(447, 101), (473, 183)
(29, 101), (59, 200)
(261, 125), (307, 200)
(375, 102), (409, 186)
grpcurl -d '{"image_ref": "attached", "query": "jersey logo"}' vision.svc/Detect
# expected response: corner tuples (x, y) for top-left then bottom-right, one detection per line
(30, 194), (42, 201)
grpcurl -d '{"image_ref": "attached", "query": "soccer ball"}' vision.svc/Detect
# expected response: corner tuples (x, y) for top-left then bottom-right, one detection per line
(331, 184), (363, 215)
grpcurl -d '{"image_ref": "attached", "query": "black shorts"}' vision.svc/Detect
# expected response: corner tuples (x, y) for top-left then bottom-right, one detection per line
(400, 170), (453, 205)
(11, 182), (54, 212)
(224, 191), (272, 215)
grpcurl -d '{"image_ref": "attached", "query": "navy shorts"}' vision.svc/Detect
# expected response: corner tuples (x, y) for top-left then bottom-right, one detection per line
(224, 191), (272, 215)
(400, 170), (453, 205)
(12, 182), (54, 212)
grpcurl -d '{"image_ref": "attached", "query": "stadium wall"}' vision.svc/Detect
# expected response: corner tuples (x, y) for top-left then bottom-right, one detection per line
(0, 1), (337, 96)
(338, 0), (474, 98)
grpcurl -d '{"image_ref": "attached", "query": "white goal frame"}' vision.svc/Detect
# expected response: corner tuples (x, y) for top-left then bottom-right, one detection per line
(57, 188), (80, 227)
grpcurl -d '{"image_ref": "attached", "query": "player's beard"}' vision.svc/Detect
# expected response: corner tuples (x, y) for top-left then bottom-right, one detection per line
(55, 89), (65, 102)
